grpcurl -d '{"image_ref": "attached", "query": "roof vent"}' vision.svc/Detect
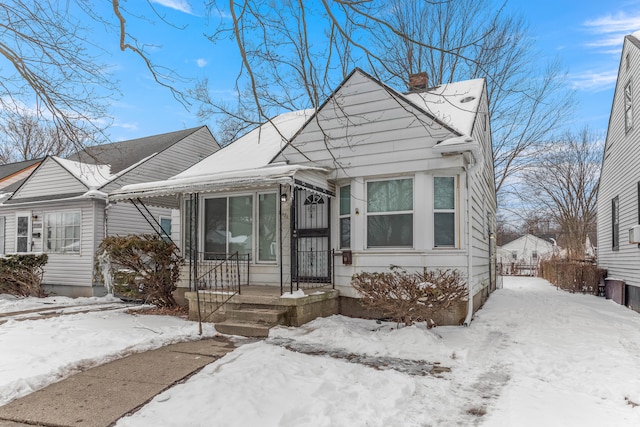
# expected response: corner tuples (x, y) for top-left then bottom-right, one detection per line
(460, 96), (476, 103)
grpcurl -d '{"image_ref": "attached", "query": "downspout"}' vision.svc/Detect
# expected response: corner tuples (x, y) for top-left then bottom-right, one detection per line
(464, 151), (481, 327)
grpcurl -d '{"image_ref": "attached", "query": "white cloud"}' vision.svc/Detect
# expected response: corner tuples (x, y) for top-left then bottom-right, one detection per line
(196, 58), (207, 68)
(151, 0), (193, 14)
(569, 70), (618, 92)
(583, 11), (640, 50)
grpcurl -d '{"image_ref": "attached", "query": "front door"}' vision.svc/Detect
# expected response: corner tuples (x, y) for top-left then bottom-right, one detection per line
(292, 187), (331, 284)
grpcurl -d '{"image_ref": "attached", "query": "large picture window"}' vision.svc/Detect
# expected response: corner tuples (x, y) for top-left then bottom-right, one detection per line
(434, 176), (456, 247)
(339, 185), (351, 249)
(366, 178), (413, 247)
(45, 212), (80, 253)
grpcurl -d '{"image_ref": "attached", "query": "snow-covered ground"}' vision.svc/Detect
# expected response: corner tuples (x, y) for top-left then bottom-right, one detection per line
(2, 277), (640, 426)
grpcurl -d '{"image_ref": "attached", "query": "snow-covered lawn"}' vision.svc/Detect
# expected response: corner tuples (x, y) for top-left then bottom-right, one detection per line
(2, 277), (640, 426)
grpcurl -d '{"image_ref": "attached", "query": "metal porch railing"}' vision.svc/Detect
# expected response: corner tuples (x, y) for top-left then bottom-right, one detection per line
(193, 252), (250, 324)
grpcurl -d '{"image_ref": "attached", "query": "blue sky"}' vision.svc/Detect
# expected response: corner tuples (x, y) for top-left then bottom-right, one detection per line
(94, 0), (640, 142)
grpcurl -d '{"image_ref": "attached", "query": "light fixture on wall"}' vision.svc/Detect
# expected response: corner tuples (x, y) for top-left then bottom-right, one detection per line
(32, 214), (38, 221)
(280, 193), (287, 203)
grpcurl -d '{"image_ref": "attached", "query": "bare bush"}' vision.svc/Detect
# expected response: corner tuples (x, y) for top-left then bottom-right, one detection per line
(97, 234), (183, 307)
(539, 259), (606, 294)
(351, 268), (468, 327)
(0, 254), (48, 297)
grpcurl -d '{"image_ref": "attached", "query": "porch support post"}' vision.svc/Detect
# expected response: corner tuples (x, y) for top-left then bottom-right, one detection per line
(279, 184), (283, 295)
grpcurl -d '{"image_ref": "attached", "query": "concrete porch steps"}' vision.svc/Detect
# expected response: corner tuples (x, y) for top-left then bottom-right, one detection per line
(216, 307), (290, 337)
(215, 321), (272, 338)
(227, 307), (290, 324)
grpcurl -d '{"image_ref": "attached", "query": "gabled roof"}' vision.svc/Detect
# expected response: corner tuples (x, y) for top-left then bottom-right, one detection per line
(67, 126), (206, 174)
(109, 69), (487, 205)
(0, 158), (42, 181)
(174, 111), (314, 179)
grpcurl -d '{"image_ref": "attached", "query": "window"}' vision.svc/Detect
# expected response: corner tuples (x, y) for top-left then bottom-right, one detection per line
(532, 251), (538, 260)
(159, 216), (172, 242)
(16, 213), (31, 253)
(45, 212), (80, 253)
(434, 177), (456, 247)
(205, 195), (253, 257)
(258, 193), (277, 262)
(625, 82), (633, 133)
(366, 178), (413, 247)
(612, 196), (620, 251)
(511, 251), (517, 260)
(339, 185), (351, 249)
(183, 198), (195, 258)
(0, 216), (5, 254)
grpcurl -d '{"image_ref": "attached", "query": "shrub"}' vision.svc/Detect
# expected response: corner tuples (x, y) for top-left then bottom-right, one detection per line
(0, 254), (48, 297)
(351, 267), (468, 327)
(539, 259), (606, 294)
(97, 234), (183, 307)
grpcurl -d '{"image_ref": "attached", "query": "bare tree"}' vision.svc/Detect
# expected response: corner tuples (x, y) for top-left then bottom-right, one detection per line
(198, 1), (495, 123)
(373, 0), (575, 197)
(0, 108), (82, 163)
(0, 1), (117, 147)
(522, 127), (601, 258)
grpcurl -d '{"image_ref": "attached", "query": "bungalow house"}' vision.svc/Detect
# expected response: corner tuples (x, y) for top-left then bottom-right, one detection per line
(109, 68), (497, 327)
(0, 127), (219, 297)
(597, 30), (640, 312)
(497, 233), (556, 275)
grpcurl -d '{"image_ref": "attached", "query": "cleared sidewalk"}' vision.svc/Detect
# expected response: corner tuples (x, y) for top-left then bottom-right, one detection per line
(0, 337), (235, 427)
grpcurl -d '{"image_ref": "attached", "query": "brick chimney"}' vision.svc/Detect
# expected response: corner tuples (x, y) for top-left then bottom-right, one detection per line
(408, 72), (429, 91)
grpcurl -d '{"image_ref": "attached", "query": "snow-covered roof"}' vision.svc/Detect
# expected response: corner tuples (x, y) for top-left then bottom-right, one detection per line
(52, 157), (115, 189)
(174, 109), (314, 179)
(110, 163), (328, 207)
(403, 79), (484, 135)
(109, 110), (319, 206)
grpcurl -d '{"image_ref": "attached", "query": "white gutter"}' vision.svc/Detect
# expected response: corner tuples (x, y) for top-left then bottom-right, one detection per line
(434, 136), (482, 326)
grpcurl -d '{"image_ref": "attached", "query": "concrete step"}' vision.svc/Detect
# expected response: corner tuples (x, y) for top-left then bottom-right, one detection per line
(227, 307), (289, 325)
(215, 321), (272, 338)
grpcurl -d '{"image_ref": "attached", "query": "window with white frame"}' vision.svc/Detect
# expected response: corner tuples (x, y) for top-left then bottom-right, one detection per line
(0, 216), (5, 254)
(612, 196), (620, 251)
(339, 185), (351, 249)
(366, 178), (413, 248)
(45, 212), (80, 253)
(434, 176), (456, 247)
(257, 193), (277, 262)
(159, 216), (172, 242)
(625, 81), (633, 133)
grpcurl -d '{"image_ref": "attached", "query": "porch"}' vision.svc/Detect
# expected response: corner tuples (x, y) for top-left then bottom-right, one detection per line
(185, 285), (339, 337)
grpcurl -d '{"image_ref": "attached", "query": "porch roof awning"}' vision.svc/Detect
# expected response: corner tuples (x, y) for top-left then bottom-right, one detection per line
(108, 164), (330, 208)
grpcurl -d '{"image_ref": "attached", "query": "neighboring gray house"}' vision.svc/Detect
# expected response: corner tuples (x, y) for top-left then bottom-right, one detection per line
(111, 69), (497, 323)
(0, 127), (219, 297)
(598, 30), (640, 312)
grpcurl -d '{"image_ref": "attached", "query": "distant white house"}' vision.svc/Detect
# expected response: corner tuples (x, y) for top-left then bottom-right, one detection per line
(497, 234), (555, 275)
(110, 68), (497, 324)
(597, 30), (640, 312)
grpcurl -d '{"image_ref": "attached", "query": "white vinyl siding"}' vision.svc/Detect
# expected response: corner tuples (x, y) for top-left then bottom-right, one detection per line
(12, 159), (87, 200)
